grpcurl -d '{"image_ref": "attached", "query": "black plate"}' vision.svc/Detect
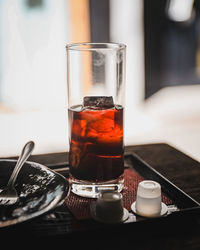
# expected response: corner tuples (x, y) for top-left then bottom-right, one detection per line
(0, 159), (70, 227)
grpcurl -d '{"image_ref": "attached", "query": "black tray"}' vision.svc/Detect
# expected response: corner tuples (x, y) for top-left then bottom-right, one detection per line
(126, 152), (200, 209)
(2, 152), (200, 240)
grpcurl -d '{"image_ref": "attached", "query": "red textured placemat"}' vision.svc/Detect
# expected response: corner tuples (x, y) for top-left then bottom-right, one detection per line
(65, 168), (173, 220)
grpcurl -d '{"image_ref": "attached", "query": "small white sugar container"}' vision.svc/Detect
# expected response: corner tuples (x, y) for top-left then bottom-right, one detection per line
(136, 180), (161, 217)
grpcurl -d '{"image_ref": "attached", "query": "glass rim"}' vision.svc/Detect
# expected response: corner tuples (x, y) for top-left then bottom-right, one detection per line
(66, 42), (126, 51)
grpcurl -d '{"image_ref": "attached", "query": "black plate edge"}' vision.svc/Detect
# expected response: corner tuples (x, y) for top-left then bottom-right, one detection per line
(25, 160), (71, 212)
(0, 159), (70, 228)
(126, 152), (200, 209)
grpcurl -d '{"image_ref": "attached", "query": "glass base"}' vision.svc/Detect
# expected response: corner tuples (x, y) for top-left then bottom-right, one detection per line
(70, 175), (124, 198)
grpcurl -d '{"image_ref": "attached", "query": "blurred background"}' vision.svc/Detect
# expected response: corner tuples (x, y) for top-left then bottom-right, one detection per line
(0, 0), (199, 162)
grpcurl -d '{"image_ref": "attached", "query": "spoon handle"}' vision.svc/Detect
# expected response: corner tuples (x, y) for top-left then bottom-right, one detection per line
(7, 141), (35, 187)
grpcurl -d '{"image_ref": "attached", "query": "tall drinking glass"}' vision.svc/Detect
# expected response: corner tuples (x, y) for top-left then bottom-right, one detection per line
(66, 43), (126, 198)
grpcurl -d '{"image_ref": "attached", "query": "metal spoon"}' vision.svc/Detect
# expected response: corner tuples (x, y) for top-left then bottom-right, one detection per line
(0, 141), (35, 205)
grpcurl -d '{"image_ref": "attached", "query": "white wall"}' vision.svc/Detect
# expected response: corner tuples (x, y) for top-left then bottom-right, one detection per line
(0, 0), (69, 110)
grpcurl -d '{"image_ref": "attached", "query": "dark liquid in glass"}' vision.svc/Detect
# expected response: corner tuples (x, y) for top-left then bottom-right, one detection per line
(68, 104), (124, 182)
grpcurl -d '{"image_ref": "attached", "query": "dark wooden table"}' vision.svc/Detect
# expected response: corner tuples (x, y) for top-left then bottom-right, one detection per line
(1, 143), (200, 249)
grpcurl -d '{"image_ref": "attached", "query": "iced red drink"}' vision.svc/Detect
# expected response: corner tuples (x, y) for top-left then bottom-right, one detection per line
(68, 96), (124, 182)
